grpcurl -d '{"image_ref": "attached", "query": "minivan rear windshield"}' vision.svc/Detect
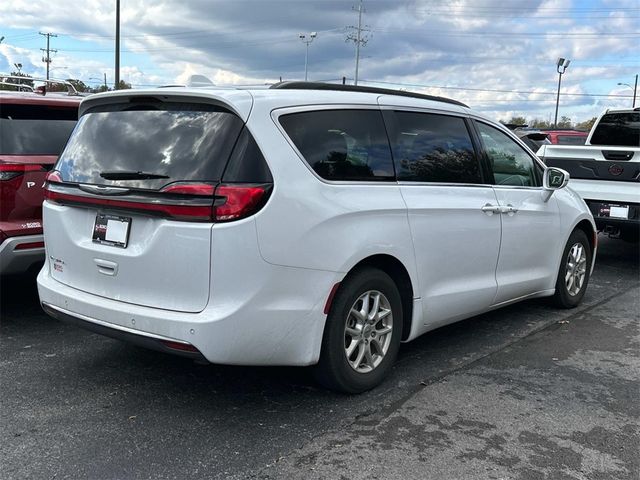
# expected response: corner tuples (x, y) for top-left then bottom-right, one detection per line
(590, 112), (640, 147)
(0, 104), (77, 155)
(56, 102), (244, 190)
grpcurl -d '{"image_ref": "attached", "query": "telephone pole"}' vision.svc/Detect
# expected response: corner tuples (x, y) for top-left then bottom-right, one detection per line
(346, 0), (370, 86)
(39, 32), (58, 80)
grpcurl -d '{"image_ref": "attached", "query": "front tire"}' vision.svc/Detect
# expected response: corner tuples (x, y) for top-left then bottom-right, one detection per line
(553, 229), (592, 308)
(314, 267), (403, 394)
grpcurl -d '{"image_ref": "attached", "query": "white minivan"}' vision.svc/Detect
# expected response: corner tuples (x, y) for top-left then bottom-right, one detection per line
(38, 82), (596, 393)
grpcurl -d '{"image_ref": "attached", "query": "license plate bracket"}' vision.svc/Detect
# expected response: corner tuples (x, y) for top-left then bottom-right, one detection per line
(92, 213), (131, 248)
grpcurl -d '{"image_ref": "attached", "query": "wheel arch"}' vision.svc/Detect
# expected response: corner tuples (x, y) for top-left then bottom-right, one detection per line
(344, 254), (415, 341)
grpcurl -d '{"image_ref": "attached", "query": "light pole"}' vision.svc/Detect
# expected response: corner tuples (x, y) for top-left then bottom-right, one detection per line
(617, 74), (638, 108)
(115, 0), (120, 89)
(554, 57), (571, 128)
(13, 63), (22, 74)
(299, 32), (317, 82)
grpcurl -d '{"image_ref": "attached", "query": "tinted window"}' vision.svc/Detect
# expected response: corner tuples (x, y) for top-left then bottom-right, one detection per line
(476, 122), (540, 187)
(384, 111), (481, 184)
(590, 112), (640, 147)
(57, 103), (244, 190)
(222, 127), (272, 183)
(279, 109), (394, 181)
(557, 135), (586, 145)
(0, 104), (77, 155)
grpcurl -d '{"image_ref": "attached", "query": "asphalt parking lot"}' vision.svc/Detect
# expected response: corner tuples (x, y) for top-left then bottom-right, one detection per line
(1, 236), (638, 480)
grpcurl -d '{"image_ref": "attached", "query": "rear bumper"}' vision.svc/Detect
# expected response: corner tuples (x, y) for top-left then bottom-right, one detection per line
(37, 260), (336, 366)
(0, 234), (45, 275)
(584, 200), (640, 233)
(41, 302), (207, 361)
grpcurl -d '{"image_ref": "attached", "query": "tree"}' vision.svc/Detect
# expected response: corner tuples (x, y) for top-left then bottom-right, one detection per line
(557, 116), (573, 128)
(530, 118), (553, 129)
(67, 79), (90, 92)
(116, 80), (132, 90)
(575, 117), (597, 131)
(501, 116), (528, 126)
(0, 71), (34, 91)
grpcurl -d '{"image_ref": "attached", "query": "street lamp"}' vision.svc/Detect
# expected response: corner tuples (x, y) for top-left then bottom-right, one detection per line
(617, 74), (638, 108)
(554, 57), (571, 128)
(13, 63), (22, 74)
(299, 32), (317, 82)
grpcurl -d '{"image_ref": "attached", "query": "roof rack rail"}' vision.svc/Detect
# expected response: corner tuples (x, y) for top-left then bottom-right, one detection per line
(0, 74), (79, 95)
(269, 81), (469, 108)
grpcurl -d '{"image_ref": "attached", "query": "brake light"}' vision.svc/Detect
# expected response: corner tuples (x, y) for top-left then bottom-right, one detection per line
(214, 184), (269, 222)
(0, 163), (44, 181)
(43, 180), (270, 222)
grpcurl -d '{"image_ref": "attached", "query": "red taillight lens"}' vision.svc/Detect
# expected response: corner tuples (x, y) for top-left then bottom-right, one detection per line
(160, 183), (215, 196)
(45, 170), (63, 184)
(214, 184), (269, 222)
(0, 163), (44, 181)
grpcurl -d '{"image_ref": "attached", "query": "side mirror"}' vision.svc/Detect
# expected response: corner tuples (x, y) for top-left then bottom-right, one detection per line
(542, 167), (569, 201)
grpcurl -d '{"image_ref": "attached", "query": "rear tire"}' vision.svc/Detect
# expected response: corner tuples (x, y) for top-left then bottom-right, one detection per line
(553, 229), (592, 308)
(314, 267), (403, 394)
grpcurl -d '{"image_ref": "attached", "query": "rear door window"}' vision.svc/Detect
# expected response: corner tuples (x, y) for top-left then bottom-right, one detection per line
(384, 111), (482, 184)
(475, 122), (541, 187)
(590, 112), (640, 147)
(57, 102), (244, 190)
(279, 109), (395, 181)
(0, 103), (77, 155)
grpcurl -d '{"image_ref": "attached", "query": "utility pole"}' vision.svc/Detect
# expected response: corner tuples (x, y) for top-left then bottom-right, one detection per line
(346, 0), (370, 86)
(104, 72), (108, 91)
(39, 32), (58, 80)
(115, 0), (120, 89)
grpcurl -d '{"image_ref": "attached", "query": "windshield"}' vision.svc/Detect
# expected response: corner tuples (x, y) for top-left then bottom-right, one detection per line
(56, 103), (244, 190)
(590, 112), (640, 147)
(0, 104), (77, 155)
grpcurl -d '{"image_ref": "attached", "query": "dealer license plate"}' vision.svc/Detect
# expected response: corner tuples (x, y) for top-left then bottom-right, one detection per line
(92, 213), (131, 248)
(597, 204), (629, 219)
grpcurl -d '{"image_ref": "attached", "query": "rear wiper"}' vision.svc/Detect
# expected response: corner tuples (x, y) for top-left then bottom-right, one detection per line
(99, 170), (170, 180)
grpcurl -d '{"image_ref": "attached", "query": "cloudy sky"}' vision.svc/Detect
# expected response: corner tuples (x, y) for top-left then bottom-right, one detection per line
(1, 0), (638, 123)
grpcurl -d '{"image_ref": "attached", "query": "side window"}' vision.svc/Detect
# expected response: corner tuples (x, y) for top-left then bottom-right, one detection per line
(476, 122), (540, 187)
(279, 109), (394, 181)
(384, 111), (482, 184)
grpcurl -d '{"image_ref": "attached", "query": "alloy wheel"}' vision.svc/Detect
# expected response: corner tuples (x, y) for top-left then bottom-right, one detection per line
(344, 290), (394, 373)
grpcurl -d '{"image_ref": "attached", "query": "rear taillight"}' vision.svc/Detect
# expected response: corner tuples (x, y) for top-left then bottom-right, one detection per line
(213, 184), (269, 222)
(45, 170), (63, 184)
(44, 179), (270, 223)
(0, 163), (44, 181)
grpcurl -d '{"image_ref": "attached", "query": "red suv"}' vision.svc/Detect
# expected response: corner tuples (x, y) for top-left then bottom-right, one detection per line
(0, 90), (80, 275)
(543, 129), (588, 145)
